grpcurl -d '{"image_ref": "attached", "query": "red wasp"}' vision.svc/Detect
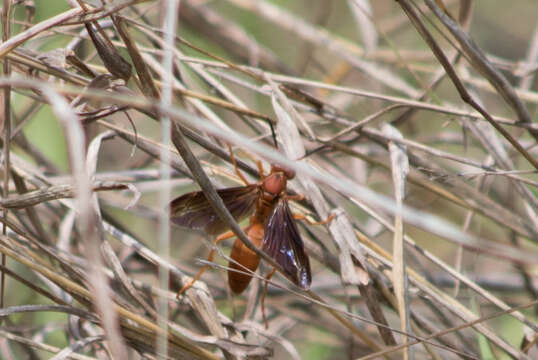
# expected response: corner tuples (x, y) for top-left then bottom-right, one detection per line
(170, 153), (327, 320)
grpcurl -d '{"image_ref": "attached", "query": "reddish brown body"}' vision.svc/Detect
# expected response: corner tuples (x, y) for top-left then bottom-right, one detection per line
(228, 166), (292, 293)
(170, 163), (311, 295)
(228, 223), (263, 293)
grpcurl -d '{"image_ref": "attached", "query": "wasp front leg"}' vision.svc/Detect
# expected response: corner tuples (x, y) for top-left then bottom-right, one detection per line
(293, 212), (335, 226)
(286, 193), (335, 225)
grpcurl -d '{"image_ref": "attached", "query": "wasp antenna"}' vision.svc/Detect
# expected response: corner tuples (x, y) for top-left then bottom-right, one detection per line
(269, 122), (278, 149)
(299, 144), (331, 160)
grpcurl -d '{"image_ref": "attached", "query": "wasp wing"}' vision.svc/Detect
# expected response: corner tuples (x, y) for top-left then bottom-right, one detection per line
(170, 185), (259, 235)
(262, 199), (311, 289)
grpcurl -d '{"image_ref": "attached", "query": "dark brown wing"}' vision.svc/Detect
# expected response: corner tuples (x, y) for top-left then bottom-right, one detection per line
(262, 199), (311, 289)
(170, 185), (259, 235)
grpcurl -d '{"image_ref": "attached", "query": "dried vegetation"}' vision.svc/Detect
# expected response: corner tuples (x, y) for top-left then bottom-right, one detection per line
(0, 0), (537, 359)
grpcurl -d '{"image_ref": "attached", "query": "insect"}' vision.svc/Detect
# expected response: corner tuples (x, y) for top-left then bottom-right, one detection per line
(170, 153), (325, 321)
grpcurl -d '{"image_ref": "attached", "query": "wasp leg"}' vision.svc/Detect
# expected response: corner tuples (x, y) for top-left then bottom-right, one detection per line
(261, 268), (276, 329)
(285, 193), (304, 202)
(286, 194), (335, 225)
(293, 212), (335, 226)
(176, 230), (236, 298)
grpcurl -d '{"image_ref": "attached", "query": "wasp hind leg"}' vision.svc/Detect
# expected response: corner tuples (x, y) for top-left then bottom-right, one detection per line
(261, 268), (276, 329)
(176, 230), (236, 298)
